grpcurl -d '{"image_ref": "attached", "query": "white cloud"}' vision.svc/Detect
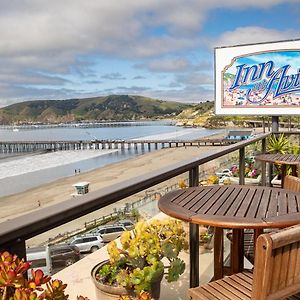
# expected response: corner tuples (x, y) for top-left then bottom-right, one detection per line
(213, 26), (300, 48)
(0, 0), (299, 104)
(101, 73), (126, 80)
(144, 85), (213, 103)
(176, 72), (213, 85)
(138, 58), (190, 72)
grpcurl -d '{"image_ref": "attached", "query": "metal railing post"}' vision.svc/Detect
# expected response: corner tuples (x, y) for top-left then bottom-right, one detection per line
(239, 147), (245, 185)
(189, 166), (199, 288)
(261, 138), (267, 186)
(189, 223), (199, 288)
(189, 166), (199, 187)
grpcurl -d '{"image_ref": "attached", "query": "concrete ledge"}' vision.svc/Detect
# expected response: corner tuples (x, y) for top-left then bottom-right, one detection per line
(53, 213), (231, 300)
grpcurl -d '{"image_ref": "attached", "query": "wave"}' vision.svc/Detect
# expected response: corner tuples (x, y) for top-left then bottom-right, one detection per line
(0, 150), (117, 180)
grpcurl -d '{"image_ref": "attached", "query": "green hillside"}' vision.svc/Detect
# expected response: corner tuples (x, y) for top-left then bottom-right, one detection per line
(0, 95), (191, 124)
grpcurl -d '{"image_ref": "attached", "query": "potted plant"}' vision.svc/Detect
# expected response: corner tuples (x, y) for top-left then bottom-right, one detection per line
(267, 133), (291, 185)
(0, 251), (69, 300)
(206, 175), (219, 185)
(267, 133), (290, 154)
(91, 219), (188, 300)
(199, 227), (213, 254)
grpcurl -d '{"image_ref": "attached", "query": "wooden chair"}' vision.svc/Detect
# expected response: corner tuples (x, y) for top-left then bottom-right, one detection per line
(283, 175), (300, 192)
(227, 175), (300, 264)
(188, 224), (300, 300)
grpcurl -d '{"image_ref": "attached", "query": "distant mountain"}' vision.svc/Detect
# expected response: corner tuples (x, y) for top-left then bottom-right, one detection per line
(0, 95), (192, 124)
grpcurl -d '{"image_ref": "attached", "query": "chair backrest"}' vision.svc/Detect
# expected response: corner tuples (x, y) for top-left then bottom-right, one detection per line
(252, 224), (300, 300)
(283, 175), (300, 192)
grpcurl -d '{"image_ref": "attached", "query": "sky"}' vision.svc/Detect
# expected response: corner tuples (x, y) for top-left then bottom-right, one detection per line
(1, 0), (300, 107)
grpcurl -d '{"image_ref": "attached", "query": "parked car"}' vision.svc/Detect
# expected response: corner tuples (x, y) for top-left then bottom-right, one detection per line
(26, 243), (81, 276)
(115, 219), (135, 230)
(49, 243), (81, 267)
(96, 224), (127, 243)
(69, 234), (104, 253)
(26, 246), (52, 276)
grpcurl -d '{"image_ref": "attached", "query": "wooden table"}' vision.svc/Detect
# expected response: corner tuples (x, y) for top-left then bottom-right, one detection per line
(255, 153), (300, 187)
(158, 185), (300, 283)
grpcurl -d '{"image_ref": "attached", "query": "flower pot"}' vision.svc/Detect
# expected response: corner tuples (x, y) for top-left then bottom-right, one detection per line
(91, 260), (163, 300)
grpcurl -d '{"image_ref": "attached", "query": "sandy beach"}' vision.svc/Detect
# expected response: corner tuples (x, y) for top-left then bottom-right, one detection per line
(0, 145), (230, 246)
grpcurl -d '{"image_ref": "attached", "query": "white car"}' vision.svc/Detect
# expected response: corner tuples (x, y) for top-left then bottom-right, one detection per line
(95, 224), (127, 243)
(69, 234), (104, 253)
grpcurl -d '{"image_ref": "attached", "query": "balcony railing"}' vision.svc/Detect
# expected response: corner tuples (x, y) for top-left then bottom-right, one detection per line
(0, 132), (271, 288)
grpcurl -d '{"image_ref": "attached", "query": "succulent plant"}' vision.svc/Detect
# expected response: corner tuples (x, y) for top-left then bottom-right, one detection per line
(97, 219), (188, 297)
(267, 133), (290, 154)
(0, 251), (78, 300)
(207, 175), (219, 185)
(178, 179), (187, 189)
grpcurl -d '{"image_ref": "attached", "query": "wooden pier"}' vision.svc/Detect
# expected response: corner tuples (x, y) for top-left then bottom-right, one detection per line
(0, 138), (233, 153)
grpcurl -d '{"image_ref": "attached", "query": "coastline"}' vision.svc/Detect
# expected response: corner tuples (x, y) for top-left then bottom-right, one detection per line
(0, 125), (225, 197)
(0, 145), (230, 246)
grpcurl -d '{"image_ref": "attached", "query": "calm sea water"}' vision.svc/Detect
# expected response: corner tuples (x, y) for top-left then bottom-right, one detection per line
(0, 122), (224, 196)
(0, 122), (219, 141)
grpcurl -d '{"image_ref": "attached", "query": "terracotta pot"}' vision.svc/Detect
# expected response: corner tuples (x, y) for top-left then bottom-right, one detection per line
(91, 260), (163, 300)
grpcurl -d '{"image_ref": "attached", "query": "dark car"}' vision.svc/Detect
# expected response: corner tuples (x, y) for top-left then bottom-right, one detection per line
(49, 243), (81, 267)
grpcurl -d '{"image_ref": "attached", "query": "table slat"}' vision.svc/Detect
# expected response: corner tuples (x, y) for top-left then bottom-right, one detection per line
(225, 187), (249, 217)
(196, 186), (226, 214)
(288, 193), (298, 214)
(235, 189), (256, 218)
(278, 191), (288, 216)
(246, 188), (263, 218)
(267, 190), (279, 217)
(172, 189), (195, 205)
(206, 186), (237, 215)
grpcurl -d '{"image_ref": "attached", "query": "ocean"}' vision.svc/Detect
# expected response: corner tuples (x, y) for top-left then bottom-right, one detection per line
(0, 122), (224, 197)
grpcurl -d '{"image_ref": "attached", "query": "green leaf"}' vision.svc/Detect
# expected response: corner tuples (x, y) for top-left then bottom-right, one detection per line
(161, 243), (176, 259)
(267, 133), (290, 154)
(166, 258), (185, 282)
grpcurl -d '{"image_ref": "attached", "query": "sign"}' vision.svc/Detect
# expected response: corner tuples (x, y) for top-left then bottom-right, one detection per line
(215, 39), (300, 115)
